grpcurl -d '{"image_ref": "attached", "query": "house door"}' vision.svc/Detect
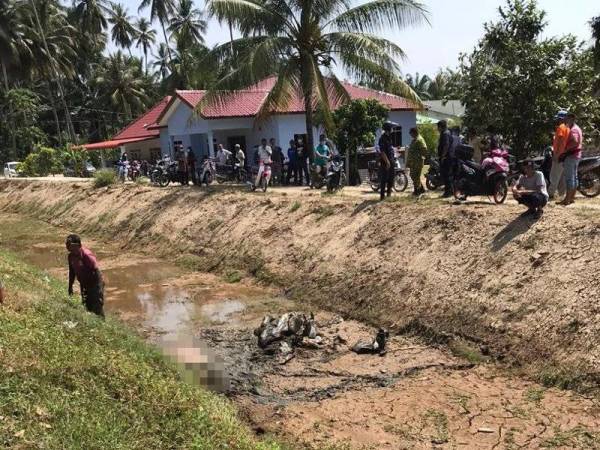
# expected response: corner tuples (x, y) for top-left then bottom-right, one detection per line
(227, 136), (247, 152)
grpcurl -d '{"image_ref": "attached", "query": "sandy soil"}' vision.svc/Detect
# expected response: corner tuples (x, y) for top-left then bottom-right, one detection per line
(0, 179), (599, 395)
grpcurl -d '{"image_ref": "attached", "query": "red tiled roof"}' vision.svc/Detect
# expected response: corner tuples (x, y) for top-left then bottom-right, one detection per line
(172, 78), (417, 119)
(113, 96), (172, 140)
(83, 136), (155, 150)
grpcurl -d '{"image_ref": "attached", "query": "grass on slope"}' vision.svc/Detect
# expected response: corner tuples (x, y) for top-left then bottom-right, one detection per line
(0, 249), (280, 450)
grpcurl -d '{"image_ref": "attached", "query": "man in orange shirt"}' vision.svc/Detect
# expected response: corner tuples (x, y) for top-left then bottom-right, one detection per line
(548, 110), (569, 200)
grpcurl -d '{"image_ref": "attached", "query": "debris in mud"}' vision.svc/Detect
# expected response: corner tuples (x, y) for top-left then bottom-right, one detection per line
(351, 328), (389, 355)
(253, 312), (319, 354)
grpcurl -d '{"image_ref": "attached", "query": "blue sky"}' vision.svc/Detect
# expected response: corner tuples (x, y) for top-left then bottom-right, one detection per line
(117, 0), (599, 76)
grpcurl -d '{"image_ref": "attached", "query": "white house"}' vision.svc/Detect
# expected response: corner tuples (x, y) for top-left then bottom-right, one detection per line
(85, 78), (419, 161)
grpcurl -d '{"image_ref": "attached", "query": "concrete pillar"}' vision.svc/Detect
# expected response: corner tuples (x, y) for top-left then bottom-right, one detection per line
(207, 130), (215, 157)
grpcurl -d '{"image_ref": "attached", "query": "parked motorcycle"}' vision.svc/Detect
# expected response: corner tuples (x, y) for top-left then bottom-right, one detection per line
(425, 157), (443, 191)
(309, 163), (327, 189)
(128, 160), (141, 181)
(577, 156), (600, 197)
(367, 159), (409, 193)
(200, 158), (216, 185)
(216, 162), (246, 184)
(250, 163), (271, 192)
(326, 155), (346, 193)
(454, 146), (509, 204)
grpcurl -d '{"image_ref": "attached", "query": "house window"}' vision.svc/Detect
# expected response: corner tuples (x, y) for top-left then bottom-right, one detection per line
(150, 148), (161, 162)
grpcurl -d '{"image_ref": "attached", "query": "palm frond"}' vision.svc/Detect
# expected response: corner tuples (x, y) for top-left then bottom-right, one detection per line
(332, 0), (429, 34)
(255, 61), (299, 122)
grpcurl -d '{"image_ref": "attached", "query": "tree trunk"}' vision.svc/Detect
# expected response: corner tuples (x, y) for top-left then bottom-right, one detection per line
(160, 19), (172, 62)
(1, 60), (17, 159)
(144, 49), (148, 76)
(228, 19), (234, 71)
(45, 82), (63, 147)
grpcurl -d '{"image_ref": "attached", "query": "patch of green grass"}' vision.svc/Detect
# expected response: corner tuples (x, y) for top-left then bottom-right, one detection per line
(449, 340), (487, 364)
(224, 269), (243, 283)
(423, 409), (449, 444)
(0, 249), (280, 450)
(93, 169), (117, 188)
(175, 254), (204, 271)
(540, 426), (600, 448)
(524, 386), (545, 404)
(310, 205), (335, 221)
(289, 201), (301, 212)
(134, 176), (150, 185)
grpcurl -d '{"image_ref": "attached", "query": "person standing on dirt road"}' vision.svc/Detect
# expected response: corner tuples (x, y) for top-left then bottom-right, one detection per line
(512, 160), (549, 218)
(255, 138), (273, 188)
(437, 120), (453, 198)
(286, 139), (299, 185)
(296, 137), (310, 186)
(177, 148), (189, 185)
(66, 234), (105, 318)
(187, 147), (197, 185)
(549, 111), (569, 200)
(407, 127), (428, 196)
(559, 112), (583, 206)
(378, 122), (395, 201)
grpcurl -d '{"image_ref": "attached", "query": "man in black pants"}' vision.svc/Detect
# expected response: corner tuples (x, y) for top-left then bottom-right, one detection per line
(437, 120), (453, 197)
(378, 122), (395, 201)
(66, 234), (105, 318)
(512, 160), (549, 218)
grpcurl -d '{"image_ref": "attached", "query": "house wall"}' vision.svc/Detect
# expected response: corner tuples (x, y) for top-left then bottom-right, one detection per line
(387, 111), (417, 147)
(121, 138), (162, 162)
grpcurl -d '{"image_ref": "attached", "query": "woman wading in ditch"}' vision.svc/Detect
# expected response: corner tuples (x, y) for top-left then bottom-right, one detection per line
(66, 234), (105, 318)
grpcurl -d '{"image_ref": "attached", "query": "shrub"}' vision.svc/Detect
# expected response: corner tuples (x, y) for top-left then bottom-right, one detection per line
(418, 123), (439, 158)
(93, 169), (116, 188)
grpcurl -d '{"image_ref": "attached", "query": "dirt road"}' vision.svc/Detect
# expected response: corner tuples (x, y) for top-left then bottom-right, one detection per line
(0, 178), (599, 396)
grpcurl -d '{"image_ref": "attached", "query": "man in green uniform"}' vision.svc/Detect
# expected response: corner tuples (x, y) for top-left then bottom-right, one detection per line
(406, 127), (428, 195)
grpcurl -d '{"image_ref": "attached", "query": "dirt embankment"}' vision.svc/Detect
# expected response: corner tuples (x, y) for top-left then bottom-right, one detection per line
(1, 179), (598, 392)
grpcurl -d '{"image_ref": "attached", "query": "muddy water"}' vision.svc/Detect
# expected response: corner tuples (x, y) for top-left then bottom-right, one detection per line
(1, 212), (599, 449)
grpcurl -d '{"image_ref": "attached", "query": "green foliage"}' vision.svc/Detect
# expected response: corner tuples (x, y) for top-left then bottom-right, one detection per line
(332, 99), (389, 184)
(418, 123), (439, 158)
(93, 169), (117, 187)
(62, 146), (87, 177)
(15, 147), (62, 177)
(460, 0), (600, 158)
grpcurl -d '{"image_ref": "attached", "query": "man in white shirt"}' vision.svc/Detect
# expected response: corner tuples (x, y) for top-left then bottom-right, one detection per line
(255, 138), (272, 187)
(216, 144), (232, 166)
(512, 160), (549, 218)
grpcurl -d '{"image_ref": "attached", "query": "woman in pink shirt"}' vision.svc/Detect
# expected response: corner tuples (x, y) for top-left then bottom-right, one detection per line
(560, 112), (583, 205)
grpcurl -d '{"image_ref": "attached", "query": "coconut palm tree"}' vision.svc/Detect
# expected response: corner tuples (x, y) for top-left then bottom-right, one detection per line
(168, 0), (206, 47)
(204, 0), (428, 151)
(109, 3), (136, 55)
(95, 51), (149, 120)
(135, 17), (156, 74)
(72, 0), (109, 38)
(139, 0), (174, 62)
(152, 42), (170, 80)
(592, 16), (600, 69)
(405, 72), (431, 99)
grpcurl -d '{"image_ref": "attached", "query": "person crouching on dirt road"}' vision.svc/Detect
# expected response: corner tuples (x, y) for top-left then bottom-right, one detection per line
(559, 112), (583, 206)
(512, 160), (549, 218)
(66, 234), (105, 318)
(378, 122), (395, 201)
(255, 138), (272, 188)
(407, 127), (428, 196)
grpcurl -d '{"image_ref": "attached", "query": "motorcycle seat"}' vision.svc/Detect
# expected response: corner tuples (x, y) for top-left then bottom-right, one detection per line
(464, 160), (482, 171)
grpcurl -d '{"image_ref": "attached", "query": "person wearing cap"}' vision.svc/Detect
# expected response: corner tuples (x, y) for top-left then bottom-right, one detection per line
(378, 122), (396, 200)
(560, 112), (583, 205)
(512, 159), (549, 218)
(66, 234), (105, 318)
(548, 110), (570, 200)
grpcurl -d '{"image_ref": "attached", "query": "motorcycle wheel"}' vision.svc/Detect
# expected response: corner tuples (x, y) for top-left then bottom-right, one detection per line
(393, 172), (409, 192)
(216, 174), (225, 184)
(425, 177), (439, 191)
(578, 171), (600, 198)
(204, 172), (213, 185)
(492, 179), (508, 204)
(261, 177), (268, 192)
(158, 174), (170, 187)
(370, 179), (379, 192)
